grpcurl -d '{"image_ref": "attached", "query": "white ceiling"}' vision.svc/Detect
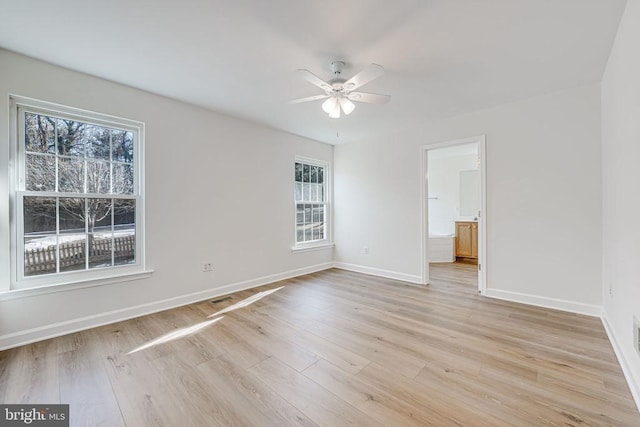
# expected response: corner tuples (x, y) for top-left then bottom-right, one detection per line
(0, 0), (626, 145)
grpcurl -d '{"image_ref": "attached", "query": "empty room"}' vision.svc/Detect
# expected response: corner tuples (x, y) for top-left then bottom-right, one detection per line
(1, 1), (639, 425)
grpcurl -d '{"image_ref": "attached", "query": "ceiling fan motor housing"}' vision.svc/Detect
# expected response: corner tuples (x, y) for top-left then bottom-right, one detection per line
(328, 61), (347, 93)
(330, 61), (346, 76)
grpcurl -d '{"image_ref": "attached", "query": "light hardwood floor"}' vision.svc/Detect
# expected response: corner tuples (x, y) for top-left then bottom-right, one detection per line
(1, 264), (639, 426)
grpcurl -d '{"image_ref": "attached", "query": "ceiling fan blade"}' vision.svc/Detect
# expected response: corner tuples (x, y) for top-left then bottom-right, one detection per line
(288, 94), (329, 104)
(297, 69), (333, 92)
(343, 63), (385, 91)
(347, 92), (391, 104)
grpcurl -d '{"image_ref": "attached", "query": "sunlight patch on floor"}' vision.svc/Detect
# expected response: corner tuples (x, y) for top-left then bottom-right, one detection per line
(208, 286), (285, 318)
(127, 316), (225, 355)
(126, 287), (285, 355)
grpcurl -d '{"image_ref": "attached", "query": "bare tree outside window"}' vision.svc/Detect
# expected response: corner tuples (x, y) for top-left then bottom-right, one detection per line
(22, 112), (136, 276)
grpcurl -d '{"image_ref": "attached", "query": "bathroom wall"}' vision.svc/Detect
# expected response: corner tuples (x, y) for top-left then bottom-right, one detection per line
(427, 146), (478, 236)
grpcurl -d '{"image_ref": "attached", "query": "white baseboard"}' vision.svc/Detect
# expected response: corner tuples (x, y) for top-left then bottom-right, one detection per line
(601, 313), (640, 413)
(333, 262), (423, 285)
(0, 262), (334, 351)
(484, 288), (602, 317)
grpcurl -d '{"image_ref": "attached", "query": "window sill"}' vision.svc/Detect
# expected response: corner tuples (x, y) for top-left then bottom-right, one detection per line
(291, 242), (335, 253)
(0, 270), (154, 301)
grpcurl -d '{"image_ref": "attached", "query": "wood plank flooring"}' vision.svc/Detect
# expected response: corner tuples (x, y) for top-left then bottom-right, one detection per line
(1, 264), (639, 426)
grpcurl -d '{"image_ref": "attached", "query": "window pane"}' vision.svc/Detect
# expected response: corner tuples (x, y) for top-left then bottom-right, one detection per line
(311, 165), (318, 184)
(25, 113), (55, 154)
(114, 199), (135, 227)
(317, 205), (325, 240)
(309, 183), (317, 202)
(303, 164), (310, 183)
(111, 130), (134, 163)
(304, 204), (312, 241)
(113, 163), (134, 194)
(114, 230), (135, 265)
(318, 183), (324, 202)
(86, 160), (110, 193)
(59, 234), (86, 272)
(24, 197), (56, 234)
(85, 126), (111, 160)
(295, 182), (302, 202)
(59, 198), (85, 233)
(56, 119), (85, 156)
(296, 226), (304, 243)
(88, 198), (113, 231)
(113, 199), (136, 264)
(89, 232), (113, 269)
(296, 204), (304, 224)
(318, 166), (324, 184)
(26, 154), (56, 192)
(24, 235), (57, 276)
(58, 157), (85, 193)
(304, 204), (311, 224)
(313, 204), (319, 223)
(312, 204), (319, 240)
(295, 162), (302, 182)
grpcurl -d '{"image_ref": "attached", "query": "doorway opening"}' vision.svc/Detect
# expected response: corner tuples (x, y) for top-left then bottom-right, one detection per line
(421, 136), (486, 294)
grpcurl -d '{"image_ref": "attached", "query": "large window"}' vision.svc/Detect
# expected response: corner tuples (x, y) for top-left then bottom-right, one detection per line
(10, 97), (145, 289)
(294, 158), (329, 246)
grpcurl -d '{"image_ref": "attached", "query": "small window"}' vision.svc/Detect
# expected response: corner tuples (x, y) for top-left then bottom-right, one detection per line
(10, 97), (145, 289)
(294, 158), (329, 246)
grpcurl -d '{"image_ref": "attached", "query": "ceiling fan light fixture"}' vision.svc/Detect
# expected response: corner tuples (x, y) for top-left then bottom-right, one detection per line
(328, 101), (341, 118)
(339, 97), (355, 115)
(322, 97), (338, 114)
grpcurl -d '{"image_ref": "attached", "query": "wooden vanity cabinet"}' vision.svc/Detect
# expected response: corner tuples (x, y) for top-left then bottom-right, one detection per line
(455, 221), (478, 259)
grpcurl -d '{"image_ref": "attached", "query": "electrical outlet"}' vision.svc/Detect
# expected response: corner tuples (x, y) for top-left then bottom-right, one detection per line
(202, 262), (213, 272)
(363, 246), (369, 255)
(634, 317), (640, 357)
(608, 282), (613, 297)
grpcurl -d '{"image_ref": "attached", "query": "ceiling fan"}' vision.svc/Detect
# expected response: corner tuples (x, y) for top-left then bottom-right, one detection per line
(289, 61), (391, 118)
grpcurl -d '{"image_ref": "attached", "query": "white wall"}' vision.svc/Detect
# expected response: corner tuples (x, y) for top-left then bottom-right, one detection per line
(601, 0), (640, 407)
(428, 150), (477, 236)
(0, 50), (333, 347)
(334, 84), (602, 313)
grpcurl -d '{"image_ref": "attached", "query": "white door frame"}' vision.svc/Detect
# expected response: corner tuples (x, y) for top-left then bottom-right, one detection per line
(420, 135), (487, 294)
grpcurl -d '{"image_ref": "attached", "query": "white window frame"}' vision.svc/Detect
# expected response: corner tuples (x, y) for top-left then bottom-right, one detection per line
(293, 156), (332, 251)
(7, 95), (149, 293)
